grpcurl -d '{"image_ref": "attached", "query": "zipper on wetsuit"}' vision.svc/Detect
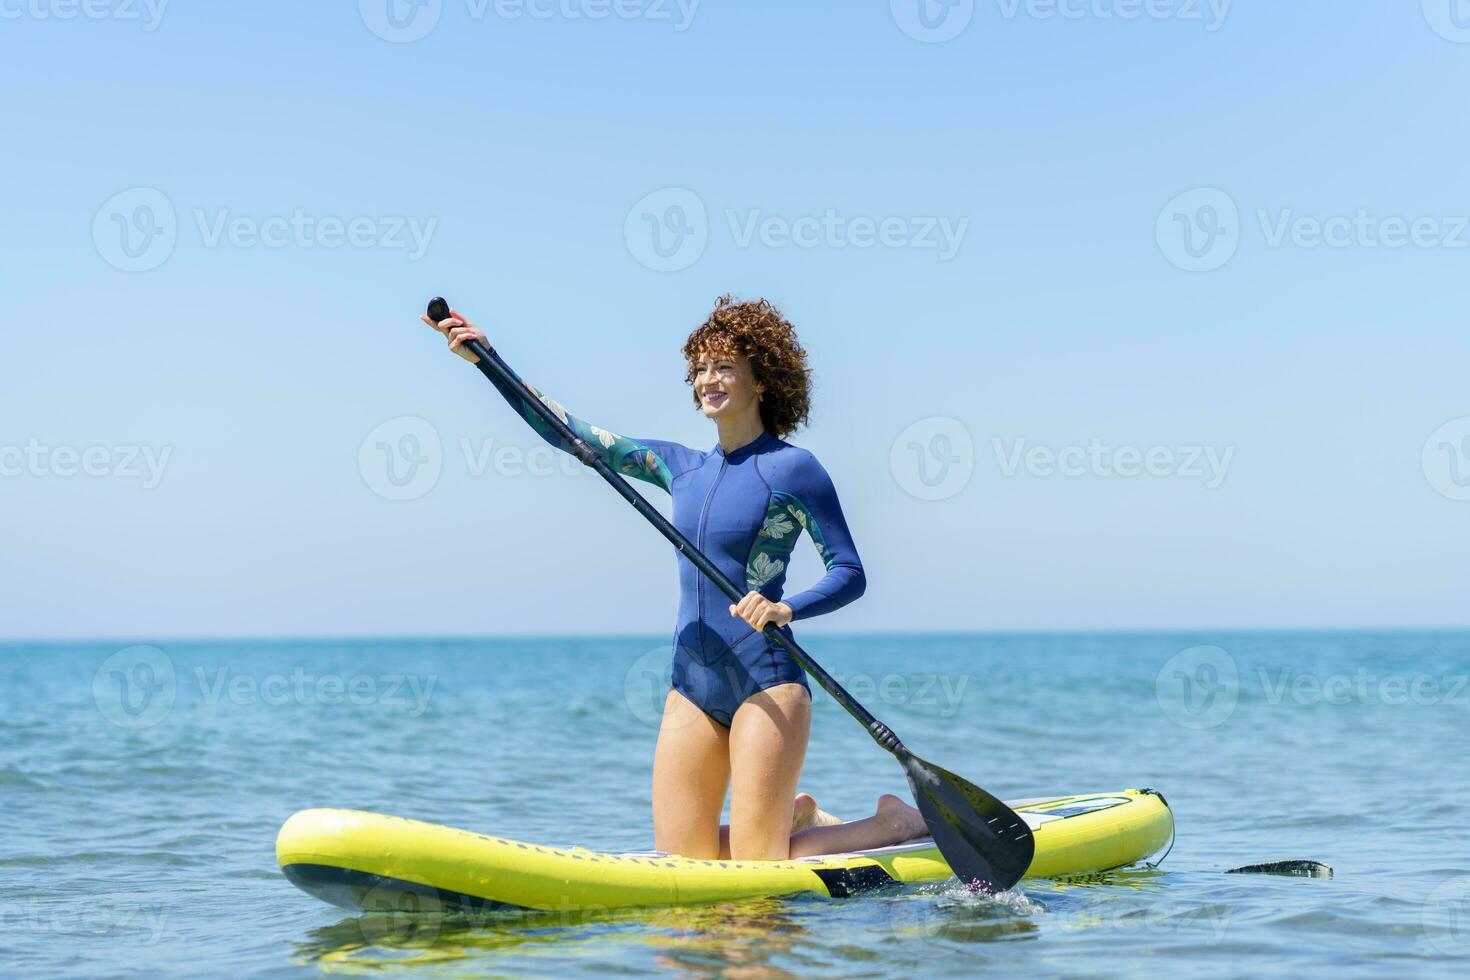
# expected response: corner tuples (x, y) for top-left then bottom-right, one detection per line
(693, 454), (728, 662)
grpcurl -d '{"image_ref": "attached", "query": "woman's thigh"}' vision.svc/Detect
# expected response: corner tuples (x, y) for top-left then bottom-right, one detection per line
(727, 683), (812, 860)
(651, 687), (731, 859)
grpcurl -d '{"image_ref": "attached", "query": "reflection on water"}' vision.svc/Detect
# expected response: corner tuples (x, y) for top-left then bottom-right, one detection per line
(291, 882), (1065, 976)
(293, 897), (816, 975)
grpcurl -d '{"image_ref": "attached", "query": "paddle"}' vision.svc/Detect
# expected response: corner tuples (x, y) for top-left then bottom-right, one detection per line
(428, 297), (1035, 892)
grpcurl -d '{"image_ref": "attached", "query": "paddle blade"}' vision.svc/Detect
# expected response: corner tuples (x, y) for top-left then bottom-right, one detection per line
(902, 754), (1035, 893)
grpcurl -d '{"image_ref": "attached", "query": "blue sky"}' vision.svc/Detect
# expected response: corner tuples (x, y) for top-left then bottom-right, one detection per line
(3, 1), (1468, 639)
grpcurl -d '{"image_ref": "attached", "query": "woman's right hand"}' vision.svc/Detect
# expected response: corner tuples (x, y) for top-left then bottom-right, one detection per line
(420, 307), (485, 364)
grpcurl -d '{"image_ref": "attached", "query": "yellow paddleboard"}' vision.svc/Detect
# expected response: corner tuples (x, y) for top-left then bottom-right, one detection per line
(278, 789), (1172, 913)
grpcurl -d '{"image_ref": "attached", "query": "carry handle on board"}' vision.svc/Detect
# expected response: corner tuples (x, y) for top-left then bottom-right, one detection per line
(428, 297), (1035, 892)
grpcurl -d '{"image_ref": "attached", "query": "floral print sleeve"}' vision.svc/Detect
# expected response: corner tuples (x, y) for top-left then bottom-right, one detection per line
(483, 372), (682, 493)
(747, 451), (866, 621)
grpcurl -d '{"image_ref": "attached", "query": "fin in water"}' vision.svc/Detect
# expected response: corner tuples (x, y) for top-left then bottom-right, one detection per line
(1225, 860), (1333, 878)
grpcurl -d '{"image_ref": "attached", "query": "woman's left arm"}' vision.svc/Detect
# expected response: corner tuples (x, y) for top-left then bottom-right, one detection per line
(779, 453), (867, 621)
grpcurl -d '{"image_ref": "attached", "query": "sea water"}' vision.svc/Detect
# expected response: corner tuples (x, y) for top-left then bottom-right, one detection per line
(3, 631), (1467, 978)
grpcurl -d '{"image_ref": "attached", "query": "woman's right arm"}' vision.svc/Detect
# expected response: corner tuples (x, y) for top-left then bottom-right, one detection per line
(423, 308), (680, 493)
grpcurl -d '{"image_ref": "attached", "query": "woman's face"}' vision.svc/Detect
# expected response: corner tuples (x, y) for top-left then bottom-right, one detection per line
(692, 348), (762, 423)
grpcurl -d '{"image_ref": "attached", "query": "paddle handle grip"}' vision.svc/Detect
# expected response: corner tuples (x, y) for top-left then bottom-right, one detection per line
(436, 296), (899, 745)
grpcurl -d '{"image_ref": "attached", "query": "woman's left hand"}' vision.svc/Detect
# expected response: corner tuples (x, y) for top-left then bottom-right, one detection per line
(730, 592), (793, 631)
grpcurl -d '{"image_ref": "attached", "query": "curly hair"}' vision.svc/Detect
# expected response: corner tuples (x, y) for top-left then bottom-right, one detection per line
(682, 296), (811, 438)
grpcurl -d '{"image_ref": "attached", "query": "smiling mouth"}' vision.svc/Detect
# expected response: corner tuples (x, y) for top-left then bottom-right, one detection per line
(702, 391), (727, 406)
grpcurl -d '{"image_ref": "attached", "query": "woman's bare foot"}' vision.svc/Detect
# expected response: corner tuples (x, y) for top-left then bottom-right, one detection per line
(875, 793), (928, 842)
(791, 792), (843, 833)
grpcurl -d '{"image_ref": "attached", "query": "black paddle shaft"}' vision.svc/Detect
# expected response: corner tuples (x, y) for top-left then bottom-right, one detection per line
(429, 297), (1036, 891)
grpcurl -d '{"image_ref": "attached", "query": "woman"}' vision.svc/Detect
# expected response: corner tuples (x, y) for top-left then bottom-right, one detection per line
(425, 296), (929, 860)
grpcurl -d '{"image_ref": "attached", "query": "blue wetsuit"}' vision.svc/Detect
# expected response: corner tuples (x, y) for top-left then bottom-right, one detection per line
(486, 376), (867, 726)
